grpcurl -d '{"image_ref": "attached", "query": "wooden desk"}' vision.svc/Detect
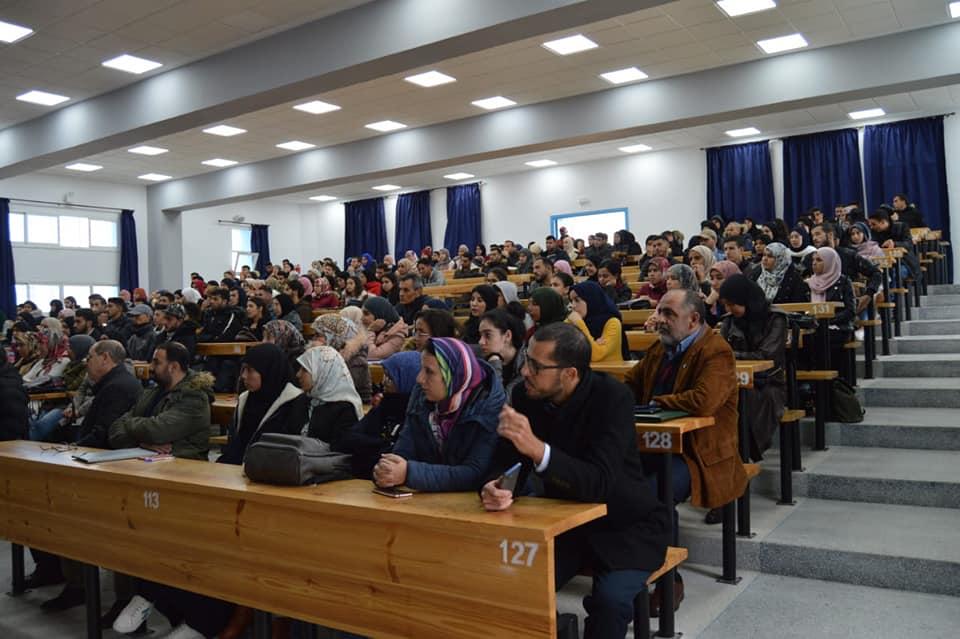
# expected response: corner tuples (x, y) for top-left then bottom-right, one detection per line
(774, 302), (838, 319)
(635, 417), (714, 454)
(28, 391), (70, 402)
(311, 308), (340, 318)
(626, 331), (658, 352)
(735, 360), (774, 389)
(590, 360), (639, 381)
(132, 361), (150, 380)
(196, 342), (254, 357)
(621, 309), (654, 327)
(0, 441), (605, 639)
(369, 363), (384, 385)
(212, 394), (238, 427)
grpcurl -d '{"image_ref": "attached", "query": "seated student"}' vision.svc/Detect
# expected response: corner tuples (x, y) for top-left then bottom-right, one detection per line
(687, 245), (715, 292)
(341, 275), (369, 307)
(271, 292), (303, 332)
(750, 242), (810, 305)
(551, 271), (575, 299)
(197, 288), (244, 343)
(809, 222), (883, 314)
(109, 342), (212, 460)
(481, 323), (670, 639)
(362, 296), (408, 360)
(625, 289), (747, 604)
(846, 221), (884, 259)
(126, 304), (158, 362)
(666, 264), (704, 296)
(528, 287), (568, 336)
(73, 340), (144, 449)
(73, 308), (104, 340)
(26, 334), (94, 442)
(722, 235), (757, 277)
(597, 259), (633, 304)
(704, 260), (741, 326)
(103, 297), (134, 344)
(529, 256), (555, 292)
(236, 297), (267, 341)
(218, 343), (310, 465)
(373, 337), (505, 492)
(262, 318), (307, 373)
(718, 276), (787, 461)
(578, 256), (600, 282)
(493, 280), (534, 330)
(295, 346), (365, 446)
(567, 281), (626, 362)
(635, 257), (670, 305)
(0, 356), (28, 441)
(12, 330), (41, 377)
(160, 303), (199, 359)
(22, 328), (71, 389)
(478, 309), (527, 401)
(311, 275), (341, 308)
(394, 274), (429, 326)
(805, 247), (857, 378)
(461, 284), (499, 345)
(412, 308), (458, 351)
(311, 314), (371, 403)
(787, 225), (817, 275)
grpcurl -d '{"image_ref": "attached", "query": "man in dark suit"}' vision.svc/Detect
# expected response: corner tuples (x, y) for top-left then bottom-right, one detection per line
(481, 323), (670, 639)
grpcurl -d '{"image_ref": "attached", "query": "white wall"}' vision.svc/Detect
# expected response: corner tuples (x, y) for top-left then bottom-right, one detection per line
(944, 115), (960, 270)
(0, 173), (149, 290)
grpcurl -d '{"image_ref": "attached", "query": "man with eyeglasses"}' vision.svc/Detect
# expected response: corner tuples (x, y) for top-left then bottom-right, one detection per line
(481, 322), (670, 639)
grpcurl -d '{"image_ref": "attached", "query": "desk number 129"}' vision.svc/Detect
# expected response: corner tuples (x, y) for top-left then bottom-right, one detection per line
(500, 540), (539, 567)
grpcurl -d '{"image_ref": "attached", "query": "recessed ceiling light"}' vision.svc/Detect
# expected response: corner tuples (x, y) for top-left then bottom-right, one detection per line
(848, 108), (885, 120)
(372, 184), (402, 191)
(65, 163), (102, 172)
(0, 19), (33, 43)
(443, 172), (475, 180)
(600, 67), (648, 84)
(619, 144), (653, 153)
(525, 159), (557, 168)
(309, 195), (338, 202)
(471, 96), (517, 110)
(202, 124), (246, 137)
(138, 173), (171, 181)
(128, 145), (168, 156)
(276, 140), (315, 151)
(716, 0), (777, 17)
(293, 100), (341, 114)
(365, 120), (407, 132)
(404, 70), (456, 87)
(202, 158), (238, 167)
(542, 34), (598, 55)
(102, 54), (162, 74)
(16, 90), (69, 106)
(757, 33), (808, 54)
(949, 1), (959, 18)
(725, 127), (761, 137)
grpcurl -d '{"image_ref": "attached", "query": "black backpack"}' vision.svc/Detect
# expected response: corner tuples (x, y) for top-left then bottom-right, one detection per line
(830, 378), (865, 423)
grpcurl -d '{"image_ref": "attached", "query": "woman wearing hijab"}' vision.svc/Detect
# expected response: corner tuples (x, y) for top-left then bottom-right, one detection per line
(181, 287), (202, 305)
(362, 296), (408, 360)
(750, 242), (810, 305)
(27, 334), (96, 441)
(311, 314), (371, 403)
(311, 276), (340, 309)
(493, 281), (534, 332)
(666, 264), (703, 295)
(461, 284), (499, 345)
(373, 337), (506, 492)
(704, 260), (742, 327)
(635, 257), (670, 305)
(528, 287), (568, 336)
(687, 245), (716, 291)
(567, 281), (627, 362)
(553, 260), (574, 277)
(787, 225), (817, 275)
(261, 319), (307, 370)
(271, 293), (302, 331)
(515, 249), (534, 274)
(561, 237), (579, 262)
(22, 328), (71, 389)
(612, 229), (642, 255)
(13, 332), (41, 377)
(806, 247), (856, 375)
(846, 221), (884, 259)
(718, 275), (787, 462)
(295, 346), (364, 445)
(435, 248), (453, 272)
(381, 351), (421, 394)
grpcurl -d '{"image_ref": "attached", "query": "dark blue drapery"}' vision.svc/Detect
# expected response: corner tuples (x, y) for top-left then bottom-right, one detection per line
(783, 129), (863, 226)
(705, 141), (775, 222)
(251, 224), (270, 275)
(863, 116), (949, 235)
(344, 197), (389, 264)
(0, 198), (16, 318)
(394, 190), (431, 257)
(118, 209), (139, 292)
(444, 183), (481, 253)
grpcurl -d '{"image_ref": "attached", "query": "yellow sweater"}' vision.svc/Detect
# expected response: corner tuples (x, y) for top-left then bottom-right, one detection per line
(567, 316), (623, 362)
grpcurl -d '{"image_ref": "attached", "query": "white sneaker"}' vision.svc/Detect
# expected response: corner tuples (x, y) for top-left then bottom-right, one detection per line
(161, 623), (205, 639)
(112, 595), (154, 634)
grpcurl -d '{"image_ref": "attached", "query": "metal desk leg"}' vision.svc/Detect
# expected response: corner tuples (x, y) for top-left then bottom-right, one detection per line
(717, 501), (739, 585)
(656, 454), (676, 638)
(253, 610), (272, 639)
(8, 544), (26, 595)
(778, 419), (795, 505)
(82, 563), (101, 639)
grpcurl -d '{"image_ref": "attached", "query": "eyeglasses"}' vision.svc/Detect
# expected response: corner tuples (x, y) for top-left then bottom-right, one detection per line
(523, 355), (565, 375)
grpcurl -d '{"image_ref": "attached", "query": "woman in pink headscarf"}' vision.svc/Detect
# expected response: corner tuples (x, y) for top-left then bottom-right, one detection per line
(805, 246), (856, 377)
(553, 260), (573, 276)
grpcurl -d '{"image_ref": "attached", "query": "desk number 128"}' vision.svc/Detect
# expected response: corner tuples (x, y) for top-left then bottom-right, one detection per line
(500, 540), (539, 567)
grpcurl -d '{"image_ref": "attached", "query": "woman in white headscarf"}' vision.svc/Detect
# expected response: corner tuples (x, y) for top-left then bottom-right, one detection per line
(751, 242), (810, 305)
(295, 346), (364, 445)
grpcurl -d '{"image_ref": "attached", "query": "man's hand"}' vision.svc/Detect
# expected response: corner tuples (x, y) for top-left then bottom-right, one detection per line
(480, 479), (514, 512)
(497, 406), (545, 465)
(373, 453), (407, 488)
(856, 295), (870, 314)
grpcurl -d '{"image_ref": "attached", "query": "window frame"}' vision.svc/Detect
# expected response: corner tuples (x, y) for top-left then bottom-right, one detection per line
(9, 208), (120, 252)
(549, 207), (629, 240)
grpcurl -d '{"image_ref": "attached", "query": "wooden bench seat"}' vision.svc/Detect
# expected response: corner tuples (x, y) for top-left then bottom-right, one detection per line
(780, 409), (806, 423)
(647, 546), (687, 585)
(795, 370), (839, 381)
(843, 341), (861, 350)
(876, 302), (896, 309)
(209, 435), (228, 447)
(743, 463), (761, 481)
(855, 319), (882, 327)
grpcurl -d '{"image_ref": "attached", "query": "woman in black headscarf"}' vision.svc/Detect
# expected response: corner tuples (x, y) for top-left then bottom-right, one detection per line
(461, 284), (499, 344)
(271, 293), (303, 331)
(718, 275), (787, 461)
(219, 343), (309, 465)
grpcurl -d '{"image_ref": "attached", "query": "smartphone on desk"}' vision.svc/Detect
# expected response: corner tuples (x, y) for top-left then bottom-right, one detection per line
(496, 462), (523, 493)
(373, 486), (413, 498)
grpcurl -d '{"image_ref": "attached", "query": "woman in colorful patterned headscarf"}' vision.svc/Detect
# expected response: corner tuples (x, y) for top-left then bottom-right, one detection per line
(373, 337), (506, 492)
(311, 314), (371, 402)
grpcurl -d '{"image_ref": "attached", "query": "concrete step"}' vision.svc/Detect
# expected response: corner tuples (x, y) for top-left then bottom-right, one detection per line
(858, 377), (960, 408)
(858, 353), (960, 377)
(773, 408), (960, 452)
(679, 497), (960, 596)
(920, 294), (960, 307)
(754, 446), (960, 509)
(927, 284), (960, 295)
(893, 335), (960, 354)
(697, 574), (960, 639)
(903, 319), (960, 336)
(918, 306), (960, 320)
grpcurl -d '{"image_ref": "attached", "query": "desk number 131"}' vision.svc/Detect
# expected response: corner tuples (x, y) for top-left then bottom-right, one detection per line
(500, 540), (539, 567)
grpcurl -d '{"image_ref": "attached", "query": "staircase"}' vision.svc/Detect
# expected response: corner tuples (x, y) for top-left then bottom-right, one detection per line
(671, 283), (960, 636)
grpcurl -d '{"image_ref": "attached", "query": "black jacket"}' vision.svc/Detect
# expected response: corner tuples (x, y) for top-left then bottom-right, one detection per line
(820, 274), (857, 331)
(126, 323), (158, 361)
(75, 364), (143, 448)
(306, 401), (360, 446)
(0, 361), (28, 440)
(104, 316), (133, 344)
(873, 220), (922, 281)
(219, 383), (309, 465)
(802, 246), (881, 297)
(165, 320), (199, 359)
(198, 306), (244, 343)
(489, 371), (670, 573)
(395, 296), (427, 327)
(895, 205), (925, 229)
(751, 264), (810, 305)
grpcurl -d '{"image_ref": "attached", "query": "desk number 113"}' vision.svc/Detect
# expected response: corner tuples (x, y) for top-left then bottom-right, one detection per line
(143, 490), (160, 510)
(500, 540), (539, 567)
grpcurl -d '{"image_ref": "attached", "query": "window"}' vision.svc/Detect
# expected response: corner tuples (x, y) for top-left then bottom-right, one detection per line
(59, 215), (90, 248)
(26, 284), (60, 306)
(14, 285), (27, 306)
(9, 211), (118, 248)
(92, 285), (119, 299)
(90, 219), (117, 247)
(15, 284), (118, 306)
(231, 228), (253, 272)
(9, 213), (24, 242)
(26, 214), (58, 244)
(550, 207), (629, 244)
(62, 285), (92, 303)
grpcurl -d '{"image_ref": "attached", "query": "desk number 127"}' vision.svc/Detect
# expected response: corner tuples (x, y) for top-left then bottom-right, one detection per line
(500, 540), (539, 567)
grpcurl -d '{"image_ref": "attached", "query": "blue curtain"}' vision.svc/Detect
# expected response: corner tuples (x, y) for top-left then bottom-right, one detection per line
(706, 141), (775, 222)
(344, 197), (388, 264)
(783, 129), (863, 226)
(864, 116), (949, 235)
(118, 209), (139, 292)
(251, 224), (270, 275)
(395, 190), (431, 257)
(444, 183), (482, 253)
(0, 198), (16, 319)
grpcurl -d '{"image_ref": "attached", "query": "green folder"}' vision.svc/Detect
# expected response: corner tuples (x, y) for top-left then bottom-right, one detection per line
(634, 410), (690, 423)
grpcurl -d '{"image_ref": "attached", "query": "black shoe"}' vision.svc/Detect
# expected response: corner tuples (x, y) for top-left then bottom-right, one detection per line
(704, 507), (723, 525)
(24, 570), (65, 589)
(41, 586), (85, 611)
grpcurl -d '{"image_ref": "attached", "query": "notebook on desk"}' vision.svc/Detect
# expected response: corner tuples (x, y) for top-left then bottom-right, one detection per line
(634, 410), (689, 423)
(72, 448), (157, 464)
